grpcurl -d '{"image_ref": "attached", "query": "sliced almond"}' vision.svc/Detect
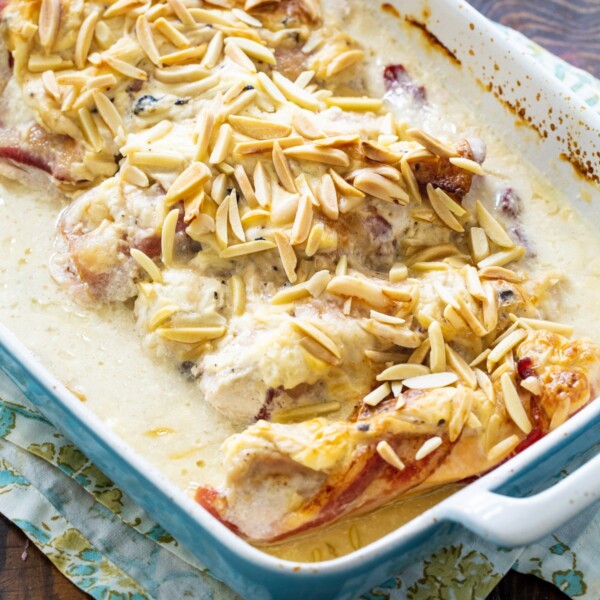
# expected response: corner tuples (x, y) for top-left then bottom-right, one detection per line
(274, 231), (297, 283)
(229, 115), (291, 140)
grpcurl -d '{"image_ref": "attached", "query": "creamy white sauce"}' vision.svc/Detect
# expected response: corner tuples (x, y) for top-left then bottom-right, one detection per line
(1, 2), (600, 562)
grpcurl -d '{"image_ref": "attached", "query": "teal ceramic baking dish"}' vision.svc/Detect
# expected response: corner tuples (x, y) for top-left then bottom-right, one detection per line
(1, 0), (600, 598)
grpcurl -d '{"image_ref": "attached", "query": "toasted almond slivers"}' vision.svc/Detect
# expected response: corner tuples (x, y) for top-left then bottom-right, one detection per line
(476, 201), (514, 248)
(327, 276), (390, 309)
(39, 0), (61, 50)
(233, 164), (258, 209)
(325, 96), (383, 112)
(450, 156), (485, 175)
(428, 321), (446, 373)
(229, 275), (246, 316)
(500, 373), (532, 434)
(469, 227), (491, 264)
(92, 90), (124, 136)
(329, 169), (364, 198)
(381, 287), (412, 302)
(75, 10), (100, 68)
(201, 30), (224, 69)
(130, 248), (163, 283)
(284, 145), (349, 167)
(362, 141), (402, 164)
(427, 184), (464, 232)
(136, 15), (162, 67)
(408, 339), (431, 365)
(226, 36), (276, 65)
(436, 187), (467, 217)
(215, 195), (230, 248)
(369, 310), (405, 326)
(305, 222), (324, 257)
(186, 214), (215, 239)
(400, 157), (421, 203)
(272, 141), (297, 193)
(354, 172), (409, 204)
(515, 317), (574, 337)
(335, 255), (348, 277)
(148, 304), (180, 330)
(403, 372), (458, 390)
(376, 440), (406, 470)
(406, 128), (456, 158)
(228, 191), (246, 242)
(446, 345), (477, 389)
(224, 42), (257, 72)
(487, 434), (521, 463)
(220, 239), (276, 258)
(272, 71), (320, 111)
(167, 0), (195, 25)
(365, 350), (407, 363)
(294, 319), (341, 358)
(478, 246), (525, 269)
(161, 208), (180, 267)
(481, 282), (498, 333)
(474, 368), (495, 403)
(154, 17), (190, 49)
(290, 194), (313, 245)
(487, 329), (527, 370)
(229, 115), (291, 141)
(292, 110), (324, 139)
(389, 263), (408, 283)
(521, 375), (542, 396)
(465, 265), (486, 301)
(157, 326), (226, 343)
(449, 387), (472, 442)
(103, 55), (147, 80)
(478, 266), (524, 283)
(166, 162), (211, 204)
(42, 70), (60, 100)
(156, 64), (208, 83)
(122, 164), (149, 187)
(235, 135), (303, 155)
(363, 382), (391, 406)
(209, 123), (233, 164)
(256, 71), (287, 104)
(363, 319), (422, 348)
(325, 49), (364, 77)
(317, 174), (339, 220)
(415, 436), (443, 460)
(376, 363), (430, 381)
(78, 107), (103, 152)
(274, 231), (297, 283)
(252, 161), (271, 208)
(455, 294), (487, 337)
(85, 74), (118, 90)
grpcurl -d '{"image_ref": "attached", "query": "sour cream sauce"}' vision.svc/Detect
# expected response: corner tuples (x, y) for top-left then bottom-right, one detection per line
(1, 3), (600, 562)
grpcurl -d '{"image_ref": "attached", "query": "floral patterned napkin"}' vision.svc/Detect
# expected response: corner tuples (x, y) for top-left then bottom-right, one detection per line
(0, 26), (599, 600)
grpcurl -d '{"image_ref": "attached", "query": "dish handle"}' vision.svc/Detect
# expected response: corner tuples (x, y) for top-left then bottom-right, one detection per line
(444, 450), (600, 546)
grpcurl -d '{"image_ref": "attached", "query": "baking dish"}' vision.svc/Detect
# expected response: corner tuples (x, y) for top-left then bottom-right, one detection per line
(1, 0), (600, 598)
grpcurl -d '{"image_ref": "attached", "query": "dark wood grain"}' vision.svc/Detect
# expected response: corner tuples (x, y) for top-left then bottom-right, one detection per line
(0, 1), (598, 599)
(0, 514), (87, 600)
(470, 0), (600, 77)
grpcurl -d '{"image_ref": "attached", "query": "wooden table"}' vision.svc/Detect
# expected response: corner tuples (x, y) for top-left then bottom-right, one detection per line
(0, 1), (598, 598)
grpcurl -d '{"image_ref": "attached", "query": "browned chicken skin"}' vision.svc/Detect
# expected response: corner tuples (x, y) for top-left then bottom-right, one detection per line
(196, 331), (600, 543)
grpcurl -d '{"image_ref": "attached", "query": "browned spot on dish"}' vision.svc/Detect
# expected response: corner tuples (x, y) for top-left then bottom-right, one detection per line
(380, 3), (401, 19)
(405, 17), (462, 66)
(560, 152), (599, 185)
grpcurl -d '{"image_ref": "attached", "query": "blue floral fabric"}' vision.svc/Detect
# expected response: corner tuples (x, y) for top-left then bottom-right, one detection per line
(0, 25), (599, 600)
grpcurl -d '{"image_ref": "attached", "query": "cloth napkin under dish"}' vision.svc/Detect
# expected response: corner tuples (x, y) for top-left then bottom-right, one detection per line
(0, 26), (599, 600)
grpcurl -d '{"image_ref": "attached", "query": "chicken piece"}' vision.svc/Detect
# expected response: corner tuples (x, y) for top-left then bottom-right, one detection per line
(52, 178), (164, 302)
(411, 140), (477, 200)
(197, 388), (454, 542)
(195, 329), (600, 542)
